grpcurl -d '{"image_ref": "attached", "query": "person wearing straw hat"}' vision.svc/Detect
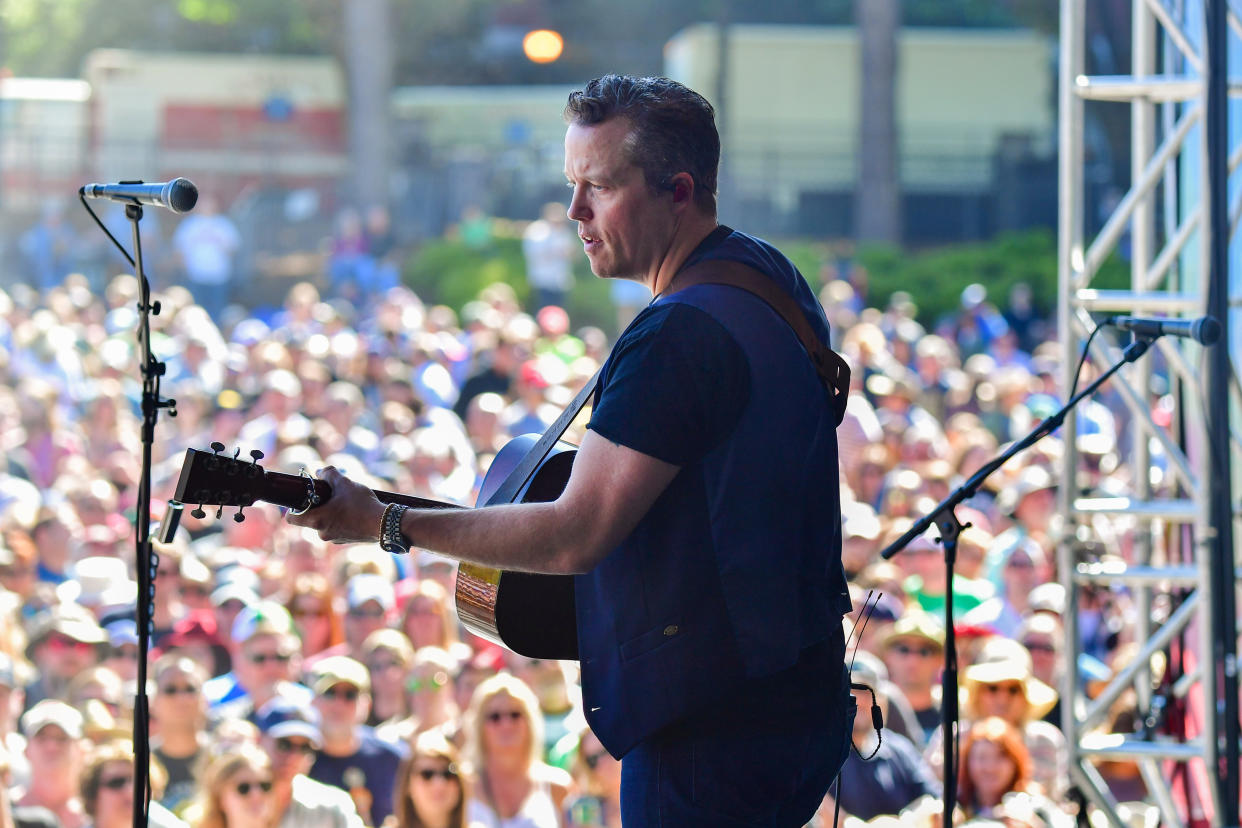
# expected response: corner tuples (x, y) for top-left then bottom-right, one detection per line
(962, 638), (1068, 802)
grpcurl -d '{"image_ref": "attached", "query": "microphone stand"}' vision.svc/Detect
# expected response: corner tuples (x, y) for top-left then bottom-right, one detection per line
(880, 334), (1155, 825)
(81, 198), (177, 828)
(129, 202), (179, 828)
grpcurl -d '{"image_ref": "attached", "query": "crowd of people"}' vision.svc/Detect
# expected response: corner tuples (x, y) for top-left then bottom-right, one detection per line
(0, 201), (1162, 827)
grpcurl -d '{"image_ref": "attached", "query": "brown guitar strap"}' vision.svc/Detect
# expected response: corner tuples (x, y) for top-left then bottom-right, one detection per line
(486, 259), (852, 501)
(669, 258), (852, 425)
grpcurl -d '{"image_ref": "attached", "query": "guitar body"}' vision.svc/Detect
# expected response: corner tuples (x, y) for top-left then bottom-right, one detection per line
(454, 434), (579, 661)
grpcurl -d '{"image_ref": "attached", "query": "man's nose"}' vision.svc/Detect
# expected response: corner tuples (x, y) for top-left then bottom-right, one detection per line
(567, 187), (591, 222)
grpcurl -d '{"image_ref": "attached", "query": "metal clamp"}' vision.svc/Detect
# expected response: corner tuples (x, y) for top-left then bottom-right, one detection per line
(287, 468), (322, 516)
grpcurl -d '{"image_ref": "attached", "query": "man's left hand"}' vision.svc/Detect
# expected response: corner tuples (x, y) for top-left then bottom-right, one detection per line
(286, 466), (387, 544)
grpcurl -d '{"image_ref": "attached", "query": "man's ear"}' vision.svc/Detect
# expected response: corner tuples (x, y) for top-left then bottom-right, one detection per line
(669, 172), (694, 206)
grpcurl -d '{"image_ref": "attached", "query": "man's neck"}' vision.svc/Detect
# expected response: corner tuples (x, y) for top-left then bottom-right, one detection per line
(647, 216), (720, 298)
(321, 727), (360, 756)
(904, 686), (935, 709)
(157, 729), (201, 757)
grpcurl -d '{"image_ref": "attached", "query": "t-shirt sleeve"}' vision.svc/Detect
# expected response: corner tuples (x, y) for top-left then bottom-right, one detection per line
(588, 302), (750, 466)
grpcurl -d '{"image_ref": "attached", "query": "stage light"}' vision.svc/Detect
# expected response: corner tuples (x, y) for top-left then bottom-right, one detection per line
(523, 29), (564, 64)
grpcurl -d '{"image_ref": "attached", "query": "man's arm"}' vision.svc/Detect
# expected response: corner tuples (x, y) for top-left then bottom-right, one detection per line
(288, 429), (679, 575)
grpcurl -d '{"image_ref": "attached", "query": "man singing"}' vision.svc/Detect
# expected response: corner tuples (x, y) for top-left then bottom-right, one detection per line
(291, 74), (853, 826)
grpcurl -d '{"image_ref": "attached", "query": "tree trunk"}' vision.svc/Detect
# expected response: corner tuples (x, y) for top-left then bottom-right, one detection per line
(342, 0), (393, 206)
(855, 0), (901, 245)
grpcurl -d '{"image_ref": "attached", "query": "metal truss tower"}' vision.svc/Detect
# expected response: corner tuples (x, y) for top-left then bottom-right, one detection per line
(1058, 1), (1239, 826)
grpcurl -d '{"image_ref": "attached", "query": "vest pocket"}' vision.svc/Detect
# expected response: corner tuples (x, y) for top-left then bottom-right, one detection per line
(619, 620), (684, 662)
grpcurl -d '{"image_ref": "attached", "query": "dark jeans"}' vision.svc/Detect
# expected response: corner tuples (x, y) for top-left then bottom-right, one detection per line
(620, 639), (855, 827)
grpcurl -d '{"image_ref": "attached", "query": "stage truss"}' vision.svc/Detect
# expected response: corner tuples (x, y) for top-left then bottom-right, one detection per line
(1058, 1), (1240, 826)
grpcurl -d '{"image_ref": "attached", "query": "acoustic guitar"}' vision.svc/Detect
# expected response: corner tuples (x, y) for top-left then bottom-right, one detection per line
(173, 434), (579, 660)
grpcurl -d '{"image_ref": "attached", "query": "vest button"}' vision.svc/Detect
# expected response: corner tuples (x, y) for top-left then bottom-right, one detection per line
(663, 625), (679, 636)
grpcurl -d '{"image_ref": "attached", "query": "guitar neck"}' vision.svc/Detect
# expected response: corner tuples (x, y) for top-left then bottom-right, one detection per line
(262, 471), (463, 512)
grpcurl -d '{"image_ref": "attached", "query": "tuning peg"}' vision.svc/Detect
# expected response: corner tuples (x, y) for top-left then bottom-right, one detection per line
(232, 447), (241, 461)
(215, 505), (224, 520)
(191, 504), (206, 519)
(234, 507), (246, 523)
(250, 450), (264, 464)
(210, 442), (225, 455)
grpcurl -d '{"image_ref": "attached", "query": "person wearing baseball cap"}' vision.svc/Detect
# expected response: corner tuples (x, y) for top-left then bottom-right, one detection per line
(16, 700), (87, 827)
(256, 694), (363, 827)
(204, 601), (312, 723)
(308, 656), (402, 827)
(882, 609), (946, 746)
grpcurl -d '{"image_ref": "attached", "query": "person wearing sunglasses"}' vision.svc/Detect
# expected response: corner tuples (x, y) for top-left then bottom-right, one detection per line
(79, 739), (145, 828)
(209, 602), (312, 726)
(255, 696), (363, 828)
(880, 609), (947, 749)
(79, 739), (186, 828)
(387, 730), (468, 828)
(151, 655), (210, 814)
(959, 637), (1067, 805)
(308, 656), (402, 827)
(193, 745), (275, 828)
(464, 673), (569, 828)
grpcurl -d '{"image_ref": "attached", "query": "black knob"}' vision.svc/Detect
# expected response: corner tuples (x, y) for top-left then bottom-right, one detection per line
(210, 442), (225, 454)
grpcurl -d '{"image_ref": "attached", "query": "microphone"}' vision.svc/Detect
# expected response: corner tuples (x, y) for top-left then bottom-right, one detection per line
(80, 178), (199, 214)
(1108, 314), (1221, 345)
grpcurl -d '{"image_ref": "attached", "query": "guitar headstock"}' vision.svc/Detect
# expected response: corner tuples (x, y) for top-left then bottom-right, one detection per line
(174, 444), (269, 519)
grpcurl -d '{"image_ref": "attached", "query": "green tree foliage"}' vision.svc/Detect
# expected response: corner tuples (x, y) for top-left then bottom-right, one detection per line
(783, 230), (1129, 329)
(1, 0), (337, 77)
(855, 230), (1128, 327)
(402, 229), (614, 334)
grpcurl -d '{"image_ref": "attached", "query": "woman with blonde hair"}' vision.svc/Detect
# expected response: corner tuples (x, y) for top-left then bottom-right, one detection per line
(463, 674), (569, 828)
(385, 729), (469, 828)
(191, 745), (274, 828)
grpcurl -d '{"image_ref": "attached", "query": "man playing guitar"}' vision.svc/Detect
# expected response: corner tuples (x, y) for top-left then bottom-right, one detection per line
(290, 74), (853, 827)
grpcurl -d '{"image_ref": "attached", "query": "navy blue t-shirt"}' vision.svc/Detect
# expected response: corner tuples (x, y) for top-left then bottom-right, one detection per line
(309, 727), (406, 826)
(588, 300), (750, 464)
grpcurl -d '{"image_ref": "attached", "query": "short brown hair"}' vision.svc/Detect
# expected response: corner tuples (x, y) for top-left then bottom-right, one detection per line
(565, 74), (720, 213)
